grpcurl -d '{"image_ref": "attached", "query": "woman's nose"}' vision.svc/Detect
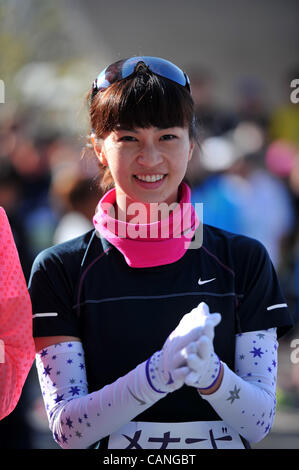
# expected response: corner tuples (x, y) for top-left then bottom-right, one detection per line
(136, 142), (164, 166)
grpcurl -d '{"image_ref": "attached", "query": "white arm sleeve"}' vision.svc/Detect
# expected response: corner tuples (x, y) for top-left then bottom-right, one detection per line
(35, 342), (164, 449)
(199, 328), (278, 443)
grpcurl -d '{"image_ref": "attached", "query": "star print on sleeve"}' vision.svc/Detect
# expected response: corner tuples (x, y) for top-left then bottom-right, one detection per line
(43, 365), (52, 377)
(66, 417), (73, 428)
(236, 328), (278, 395)
(199, 328), (278, 444)
(256, 333), (265, 340)
(54, 394), (64, 403)
(250, 347), (264, 358)
(226, 385), (241, 404)
(69, 386), (81, 396)
(35, 341), (163, 449)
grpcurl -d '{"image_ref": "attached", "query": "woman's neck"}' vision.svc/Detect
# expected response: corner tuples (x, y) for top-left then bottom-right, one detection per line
(113, 189), (181, 224)
(114, 202), (181, 224)
(92, 182), (200, 268)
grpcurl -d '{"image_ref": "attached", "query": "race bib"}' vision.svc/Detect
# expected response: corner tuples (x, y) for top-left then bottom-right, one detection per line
(108, 420), (246, 449)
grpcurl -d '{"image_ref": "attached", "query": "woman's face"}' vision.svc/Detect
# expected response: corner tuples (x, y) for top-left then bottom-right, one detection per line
(94, 126), (194, 210)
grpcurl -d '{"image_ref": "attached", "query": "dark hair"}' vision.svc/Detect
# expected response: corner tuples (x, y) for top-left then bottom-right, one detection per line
(85, 62), (199, 192)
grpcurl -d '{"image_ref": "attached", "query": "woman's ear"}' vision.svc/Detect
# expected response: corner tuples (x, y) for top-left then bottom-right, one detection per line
(91, 134), (107, 166)
(188, 139), (195, 161)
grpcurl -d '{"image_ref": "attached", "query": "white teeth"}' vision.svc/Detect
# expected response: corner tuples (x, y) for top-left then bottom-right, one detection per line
(135, 174), (165, 182)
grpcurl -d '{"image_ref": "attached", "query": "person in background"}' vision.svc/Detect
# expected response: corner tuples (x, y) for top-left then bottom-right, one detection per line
(50, 164), (100, 245)
(0, 158), (33, 280)
(0, 207), (35, 422)
(191, 123), (295, 269)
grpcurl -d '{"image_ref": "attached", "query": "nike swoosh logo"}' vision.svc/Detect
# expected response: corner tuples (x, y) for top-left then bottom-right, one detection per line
(198, 277), (216, 285)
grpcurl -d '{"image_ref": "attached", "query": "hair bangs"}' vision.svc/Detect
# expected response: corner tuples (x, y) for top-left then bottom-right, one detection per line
(90, 72), (195, 138)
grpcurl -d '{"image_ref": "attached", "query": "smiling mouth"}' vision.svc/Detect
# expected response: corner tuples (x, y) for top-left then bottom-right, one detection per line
(133, 174), (167, 183)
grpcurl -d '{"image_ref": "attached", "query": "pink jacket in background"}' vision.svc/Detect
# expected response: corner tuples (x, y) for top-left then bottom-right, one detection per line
(0, 207), (35, 420)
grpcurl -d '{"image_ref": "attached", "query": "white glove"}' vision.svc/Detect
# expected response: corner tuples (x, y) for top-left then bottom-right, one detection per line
(181, 302), (222, 390)
(174, 302), (221, 342)
(146, 302), (221, 394)
(183, 335), (221, 390)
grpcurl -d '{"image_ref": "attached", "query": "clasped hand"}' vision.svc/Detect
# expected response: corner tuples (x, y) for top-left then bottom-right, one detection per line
(147, 302), (222, 393)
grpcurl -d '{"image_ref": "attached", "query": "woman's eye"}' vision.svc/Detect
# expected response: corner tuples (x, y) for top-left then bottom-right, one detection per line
(119, 135), (137, 142)
(160, 134), (177, 141)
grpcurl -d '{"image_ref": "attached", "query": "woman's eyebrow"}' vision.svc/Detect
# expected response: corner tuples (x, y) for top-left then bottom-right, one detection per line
(114, 126), (178, 132)
(115, 125), (138, 133)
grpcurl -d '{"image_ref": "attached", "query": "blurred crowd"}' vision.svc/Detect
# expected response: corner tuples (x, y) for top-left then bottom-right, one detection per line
(0, 65), (298, 448)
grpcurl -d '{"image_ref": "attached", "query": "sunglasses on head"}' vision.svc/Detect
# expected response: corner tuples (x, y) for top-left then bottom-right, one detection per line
(91, 56), (191, 102)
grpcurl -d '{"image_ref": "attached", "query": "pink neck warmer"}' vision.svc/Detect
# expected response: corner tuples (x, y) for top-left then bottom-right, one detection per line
(93, 182), (199, 268)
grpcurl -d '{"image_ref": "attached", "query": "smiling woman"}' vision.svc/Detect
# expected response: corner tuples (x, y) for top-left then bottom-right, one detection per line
(28, 56), (293, 450)
(88, 59), (197, 199)
(92, 125), (194, 222)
